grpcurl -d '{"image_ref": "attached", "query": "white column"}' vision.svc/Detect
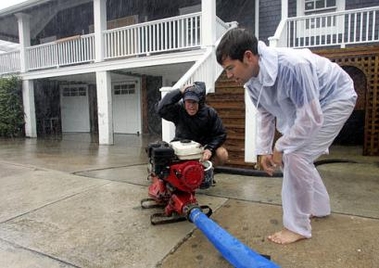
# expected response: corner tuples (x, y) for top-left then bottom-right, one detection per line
(15, 13), (31, 73)
(201, 0), (217, 93)
(244, 88), (257, 163)
(22, 80), (37, 138)
(160, 87), (175, 143)
(255, 0), (260, 39)
(281, 0), (288, 19)
(96, 71), (113, 144)
(201, 0), (216, 47)
(93, 0), (107, 62)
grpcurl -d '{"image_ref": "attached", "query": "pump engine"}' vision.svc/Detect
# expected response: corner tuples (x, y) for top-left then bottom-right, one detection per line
(141, 140), (213, 224)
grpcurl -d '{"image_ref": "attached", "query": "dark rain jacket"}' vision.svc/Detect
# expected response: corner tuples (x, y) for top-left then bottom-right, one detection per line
(156, 88), (227, 155)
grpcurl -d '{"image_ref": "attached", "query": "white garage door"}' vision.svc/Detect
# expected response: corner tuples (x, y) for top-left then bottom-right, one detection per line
(112, 82), (141, 134)
(60, 85), (90, 132)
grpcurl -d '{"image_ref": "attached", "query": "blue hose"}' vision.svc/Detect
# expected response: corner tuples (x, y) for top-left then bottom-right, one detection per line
(189, 208), (280, 268)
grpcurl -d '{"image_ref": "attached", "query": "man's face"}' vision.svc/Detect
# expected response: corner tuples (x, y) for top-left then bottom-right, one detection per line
(221, 51), (259, 85)
(184, 99), (199, 116)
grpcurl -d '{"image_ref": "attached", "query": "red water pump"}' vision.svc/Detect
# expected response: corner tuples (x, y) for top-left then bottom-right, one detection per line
(141, 141), (213, 224)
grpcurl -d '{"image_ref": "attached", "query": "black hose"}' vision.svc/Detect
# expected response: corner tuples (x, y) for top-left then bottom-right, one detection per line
(314, 159), (357, 166)
(214, 166), (283, 177)
(215, 159), (358, 177)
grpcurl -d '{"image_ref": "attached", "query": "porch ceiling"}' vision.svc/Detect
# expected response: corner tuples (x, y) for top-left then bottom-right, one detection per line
(45, 62), (194, 84)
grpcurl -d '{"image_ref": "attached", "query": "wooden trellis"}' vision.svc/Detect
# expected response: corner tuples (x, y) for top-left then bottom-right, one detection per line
(316, 46), (379, 156)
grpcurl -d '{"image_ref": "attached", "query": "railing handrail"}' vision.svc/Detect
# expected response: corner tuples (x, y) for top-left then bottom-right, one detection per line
(0, 50), (20, 75)
(168, 47), (213, 92)
(287, 5), (379, 21)
(25, 34), (94, 50)
(269, 5), (379, 48)
(162, 21), (238, 94)
(103, 12), (203, 59)
(103, 12), (202, 35)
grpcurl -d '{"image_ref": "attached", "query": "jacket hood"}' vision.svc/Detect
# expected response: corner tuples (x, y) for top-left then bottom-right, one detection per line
(257, 41), (278, 87)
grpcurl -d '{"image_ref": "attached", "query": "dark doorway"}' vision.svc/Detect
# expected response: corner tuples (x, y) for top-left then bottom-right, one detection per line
(333, 66), (366, 146)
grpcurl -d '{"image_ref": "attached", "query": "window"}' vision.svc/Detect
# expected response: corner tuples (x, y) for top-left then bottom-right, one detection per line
(296, 0), (345, 37)
(114, 83), (136, 95)
(305, 0), (337, 14)
(62, 86), (87, 97)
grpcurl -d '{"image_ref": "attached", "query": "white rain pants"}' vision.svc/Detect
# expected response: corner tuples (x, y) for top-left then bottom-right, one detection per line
(282, 97), (356, 238)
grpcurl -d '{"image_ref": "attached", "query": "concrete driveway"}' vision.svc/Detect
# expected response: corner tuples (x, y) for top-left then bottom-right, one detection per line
(0, 134), (378, 268)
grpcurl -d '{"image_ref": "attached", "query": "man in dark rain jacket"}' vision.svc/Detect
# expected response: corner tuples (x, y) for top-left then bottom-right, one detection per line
(156, 82), (228, 167)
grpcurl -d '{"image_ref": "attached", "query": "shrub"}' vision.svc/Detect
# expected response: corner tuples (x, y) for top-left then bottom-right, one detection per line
(0, 77), (24, 137)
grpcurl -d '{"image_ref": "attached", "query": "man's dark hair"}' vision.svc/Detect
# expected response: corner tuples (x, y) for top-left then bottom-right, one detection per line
(216, 28), (259, 65)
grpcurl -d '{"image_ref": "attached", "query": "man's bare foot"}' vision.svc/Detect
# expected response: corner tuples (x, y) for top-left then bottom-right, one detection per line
(268, 229), (307, 244)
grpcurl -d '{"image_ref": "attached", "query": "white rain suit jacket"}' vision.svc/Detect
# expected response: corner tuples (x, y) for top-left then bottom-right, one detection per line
(245, 41), (357, 237)
(246, 41), (356, 156)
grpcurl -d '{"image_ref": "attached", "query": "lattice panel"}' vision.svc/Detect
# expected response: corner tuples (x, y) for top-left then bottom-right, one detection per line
(316, 46), (379, 156)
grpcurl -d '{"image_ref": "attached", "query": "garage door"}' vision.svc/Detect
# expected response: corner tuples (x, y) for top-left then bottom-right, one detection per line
(60, 84), (90, 132)
(112, 82), (141, 134)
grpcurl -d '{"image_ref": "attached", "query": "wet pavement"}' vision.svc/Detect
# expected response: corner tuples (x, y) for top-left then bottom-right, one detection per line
(0, 134), (378, 268)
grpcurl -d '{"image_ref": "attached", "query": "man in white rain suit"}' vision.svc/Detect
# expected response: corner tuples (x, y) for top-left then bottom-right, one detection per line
(216, 28), (357, 244)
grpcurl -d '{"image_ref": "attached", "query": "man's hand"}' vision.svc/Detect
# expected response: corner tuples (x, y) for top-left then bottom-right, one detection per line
(272, 148), (283, 167)
(260, 149), (282, 176)
(180, 85), (192, 94)
(201, 149), (212, 161)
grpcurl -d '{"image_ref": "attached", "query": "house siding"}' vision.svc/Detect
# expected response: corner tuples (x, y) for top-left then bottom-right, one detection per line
(217, 0), (255, 33)
(259, 0), (281, 44)
(346, 0), (379, 10)
(36, 0), (203, 45)
(288, 0), (297, 17)
(35, 0), (255, 45)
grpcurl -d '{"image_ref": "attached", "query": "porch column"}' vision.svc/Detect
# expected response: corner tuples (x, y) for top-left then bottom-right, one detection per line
(281, 0), (288, 19)
(15, 13), (31, 73)
(255, 0), (260, 39)
(160, 87), (175, 143)
(93, 0), (107, 62)
(96, 71), (114, 144)
(244, 89), (257, 163)
(22, 80), (37, 138)
(201, 0), (216, 47)
(201, 0), (217, 93)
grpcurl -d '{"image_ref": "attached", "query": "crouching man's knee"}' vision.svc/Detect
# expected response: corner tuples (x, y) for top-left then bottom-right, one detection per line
(212, 146), (228, 167)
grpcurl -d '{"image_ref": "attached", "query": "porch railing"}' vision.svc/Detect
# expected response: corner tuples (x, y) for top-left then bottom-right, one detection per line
(27, 34), (95, 70)
(0, 12), (229, 75)
(269, 6), (379, 48)
(168, 21), (238, 94)
(0, 50), (20, 75)
(104, 12), (203, 59)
